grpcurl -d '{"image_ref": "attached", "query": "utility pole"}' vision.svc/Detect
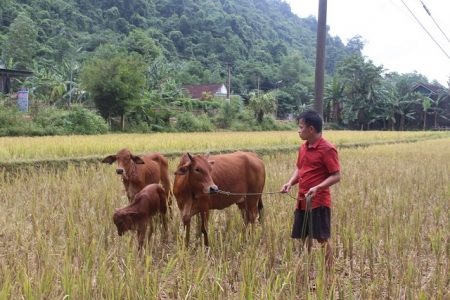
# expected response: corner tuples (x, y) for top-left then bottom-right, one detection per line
(257, 77), (260, 98)
(276, 80), (282, 119)
(314, 0), (327, 116)
(227, 62), (231, 102)
(69, 47), (83, 108)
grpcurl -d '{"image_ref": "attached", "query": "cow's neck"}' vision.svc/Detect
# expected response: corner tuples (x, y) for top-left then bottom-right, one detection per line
(131, 161), (138, 177)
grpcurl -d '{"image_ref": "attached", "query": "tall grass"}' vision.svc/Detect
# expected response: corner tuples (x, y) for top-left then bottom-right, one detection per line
(0, 130), (448, 161)
(1, 136), (449, 298)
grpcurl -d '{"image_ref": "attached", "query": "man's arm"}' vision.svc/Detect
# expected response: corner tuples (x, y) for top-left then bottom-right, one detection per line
(280, 169), (300, 193)
(306, 171), (341, 198)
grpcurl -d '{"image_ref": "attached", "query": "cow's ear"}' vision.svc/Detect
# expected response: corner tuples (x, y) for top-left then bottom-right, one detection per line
(132, 156), (145, 164)
(101, 155), (117, 164)
(175, 162), (190, 175)
(208, 160), (215, 166)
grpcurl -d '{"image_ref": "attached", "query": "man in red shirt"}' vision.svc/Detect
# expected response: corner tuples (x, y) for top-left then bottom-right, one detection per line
(280, 109), (341, 274)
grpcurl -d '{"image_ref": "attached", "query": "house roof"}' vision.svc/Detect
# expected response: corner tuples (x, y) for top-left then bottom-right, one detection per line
(0, 68), (33, 77)
(411, 82), (447, 95)
(180, 84), (226, 100)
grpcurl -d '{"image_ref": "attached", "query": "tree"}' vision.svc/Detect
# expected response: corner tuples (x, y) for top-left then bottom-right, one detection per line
(81, 50), (146, 131)
(337, 54), (385, 129)
(122, 28), (161, 62)
(2, 12), (38, 70)
(247, 91), (276, 123)
(324, 77), (346, 123)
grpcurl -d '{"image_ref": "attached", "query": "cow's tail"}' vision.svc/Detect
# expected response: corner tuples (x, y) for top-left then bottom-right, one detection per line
(257, 197), (264, 223)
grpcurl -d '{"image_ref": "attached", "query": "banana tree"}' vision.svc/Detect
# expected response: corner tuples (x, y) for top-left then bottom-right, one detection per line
(248, 91), (276, 123)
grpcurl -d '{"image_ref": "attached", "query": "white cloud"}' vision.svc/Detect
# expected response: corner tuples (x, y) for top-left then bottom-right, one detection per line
(284, 0), (450, 85)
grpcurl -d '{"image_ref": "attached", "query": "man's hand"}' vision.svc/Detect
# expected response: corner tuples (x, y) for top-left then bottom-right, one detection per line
(280, 183), (292, 193)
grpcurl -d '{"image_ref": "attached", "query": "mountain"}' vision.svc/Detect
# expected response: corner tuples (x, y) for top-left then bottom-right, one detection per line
(0, 0), (353, 94)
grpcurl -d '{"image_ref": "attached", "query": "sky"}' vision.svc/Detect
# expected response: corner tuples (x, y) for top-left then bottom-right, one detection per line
(283, 0), (450, 85)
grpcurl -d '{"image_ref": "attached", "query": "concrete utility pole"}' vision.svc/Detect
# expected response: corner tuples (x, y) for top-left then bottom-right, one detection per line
(314, 0), (327, 116)
(227, 62), (231, 102)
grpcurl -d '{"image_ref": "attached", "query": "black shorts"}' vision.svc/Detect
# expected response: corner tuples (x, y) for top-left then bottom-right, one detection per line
(291, 206), (331, 239)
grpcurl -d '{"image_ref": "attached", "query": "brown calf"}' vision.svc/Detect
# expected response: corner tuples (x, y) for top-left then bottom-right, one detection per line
(113, 184), (168, 252)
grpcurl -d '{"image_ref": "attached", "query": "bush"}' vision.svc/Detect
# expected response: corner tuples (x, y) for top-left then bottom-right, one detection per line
(34, 105), (108, 135)
(175, 112), (213, 132)
(65, 105), (109, 134)
(213, 101), (239, 129)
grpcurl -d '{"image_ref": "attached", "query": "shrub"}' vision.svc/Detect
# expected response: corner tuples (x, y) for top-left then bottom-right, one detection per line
(175, 112), (213, 132)
(65, 105), (109, 134)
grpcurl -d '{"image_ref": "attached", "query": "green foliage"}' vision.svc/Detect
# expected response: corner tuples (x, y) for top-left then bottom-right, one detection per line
(213, 99), (242, 129)
(1, 12), (38, 70)
(34, 105), (108, 135)
(81, 47), (146, 120)
(175, 112), (213, 132)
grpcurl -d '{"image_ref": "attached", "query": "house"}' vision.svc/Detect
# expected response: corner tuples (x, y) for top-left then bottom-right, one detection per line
(411, 82), (450, 128)
(411, 82), (446, 97)
(180, 84), (228, 100)
(0, 67), (33, 94)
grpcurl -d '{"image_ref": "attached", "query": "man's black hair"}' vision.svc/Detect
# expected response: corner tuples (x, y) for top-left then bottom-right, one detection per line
(296, 109), (323, 133)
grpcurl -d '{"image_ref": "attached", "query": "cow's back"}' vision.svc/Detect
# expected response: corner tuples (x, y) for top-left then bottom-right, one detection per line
(128, 153), (171, 201)
(209, 151), (265, 209)
(140, 153), (168, 183)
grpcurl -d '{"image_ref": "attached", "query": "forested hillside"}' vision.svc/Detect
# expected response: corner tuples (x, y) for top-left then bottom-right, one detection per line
(0, 0), (445, 134)
(0, 0), (351, 91)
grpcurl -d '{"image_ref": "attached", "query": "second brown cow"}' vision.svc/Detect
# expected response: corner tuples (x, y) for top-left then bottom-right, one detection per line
(173, 151), (265, 247)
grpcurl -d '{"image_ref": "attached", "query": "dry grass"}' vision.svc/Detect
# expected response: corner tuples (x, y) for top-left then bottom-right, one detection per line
(0, 133), (449, 299)
(0, 131), (448, 161)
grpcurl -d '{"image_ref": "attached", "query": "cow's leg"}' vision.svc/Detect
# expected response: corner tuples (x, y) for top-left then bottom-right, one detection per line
(147, 218), (154, 245)
(245, 196), (260, 224)
(236, 202), (249, 224)
(160, 175), (173, 218)
(160, 212), (168, 243)
(200, 210), (210, 247)
(183, 218), (191, 246)
(195, 214), (202, 243)
(137, 224), (147, 255)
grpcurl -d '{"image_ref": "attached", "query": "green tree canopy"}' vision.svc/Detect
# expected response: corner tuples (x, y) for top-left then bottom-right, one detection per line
(81, 47), (147, 126)
(2, 12), (38, 70)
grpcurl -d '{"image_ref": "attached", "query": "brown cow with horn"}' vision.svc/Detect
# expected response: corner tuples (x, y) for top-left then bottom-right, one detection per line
(173, 151), (265, 247)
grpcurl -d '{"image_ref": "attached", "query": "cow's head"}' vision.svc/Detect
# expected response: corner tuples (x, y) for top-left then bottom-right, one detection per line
(174, 153), (218, 195)
(101, 148), (145, 179)
(113, 209), (137, 236)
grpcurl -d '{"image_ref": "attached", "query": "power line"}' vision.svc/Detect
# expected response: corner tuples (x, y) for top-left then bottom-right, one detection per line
(420, 0), (450, 45)
(400, 0), (450, 60)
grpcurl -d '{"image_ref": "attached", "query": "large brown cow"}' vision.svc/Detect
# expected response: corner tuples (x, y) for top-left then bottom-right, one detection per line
(173, 151), (265, 247)
(113, 184), (168, 252)
(101, 148), (172, 209)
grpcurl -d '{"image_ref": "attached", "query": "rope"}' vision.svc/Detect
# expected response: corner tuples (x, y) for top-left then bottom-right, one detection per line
(301, 195), (313, 247)
(217, 189), (302, 201)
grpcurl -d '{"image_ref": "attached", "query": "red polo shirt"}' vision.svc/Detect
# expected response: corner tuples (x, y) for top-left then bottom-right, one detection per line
(296, 136), (340, 210)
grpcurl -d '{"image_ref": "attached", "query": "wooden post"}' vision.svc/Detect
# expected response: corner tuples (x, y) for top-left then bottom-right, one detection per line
(314, 0), (327, 116)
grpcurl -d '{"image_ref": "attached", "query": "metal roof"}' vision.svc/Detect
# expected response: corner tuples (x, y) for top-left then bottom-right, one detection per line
(0, 68), (33, 77)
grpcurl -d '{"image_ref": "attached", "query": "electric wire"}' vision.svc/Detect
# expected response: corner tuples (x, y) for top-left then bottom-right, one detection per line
(400, 0), (450, 60)
(420, 0), (450, 45)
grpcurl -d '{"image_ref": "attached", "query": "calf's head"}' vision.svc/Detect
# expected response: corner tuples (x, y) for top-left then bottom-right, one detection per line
(101, 148), (145, 179)
(113, 209), (136, 236)
(175, 153), (218, 195)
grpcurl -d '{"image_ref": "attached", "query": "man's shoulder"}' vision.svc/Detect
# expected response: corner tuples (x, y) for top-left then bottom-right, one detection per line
(318, 137), (337, 150)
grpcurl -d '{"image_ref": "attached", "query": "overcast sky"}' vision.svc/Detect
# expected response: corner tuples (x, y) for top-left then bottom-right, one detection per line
(283, 0), (450, 85)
